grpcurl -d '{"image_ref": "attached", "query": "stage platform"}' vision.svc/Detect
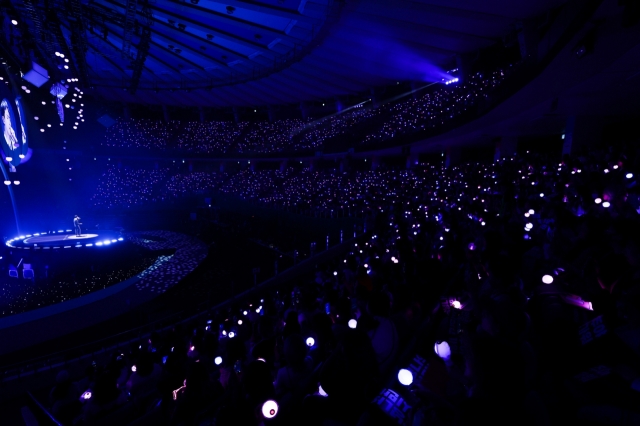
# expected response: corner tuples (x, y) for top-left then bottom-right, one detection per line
(6, 230), (124, 249)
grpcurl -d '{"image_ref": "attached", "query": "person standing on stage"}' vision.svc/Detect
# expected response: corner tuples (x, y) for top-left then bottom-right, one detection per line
(74, 215), (82, 237)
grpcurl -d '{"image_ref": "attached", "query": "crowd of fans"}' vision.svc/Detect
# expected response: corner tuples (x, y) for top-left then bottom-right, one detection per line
(102, 65), (516, 155)
(129, 230), (209, 295)
(33, 141), (640, 425)
(0, 251), (157, 318)
(360, 67), (513, 145)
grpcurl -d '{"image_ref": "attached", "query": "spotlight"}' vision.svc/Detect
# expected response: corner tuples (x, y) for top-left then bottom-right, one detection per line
(626, 173), (634, 179)
(19, 154), (24, 159)
(214, 356), (222, 365)
(602, 201), (611, 208)
(5, 156), (12, 161)
(397, 369), (413, 386)
(348, 319), (357, 329)
(261, 400), (278, 419)
(542, 275), (553, 284)
(55, 52), (61, 56)
(306, 337), (315, 347)
(3, 181), (10, 186)
(595, 198), (602, 204)
(11, 19), (18, 26)
(451, 300), (462, 309)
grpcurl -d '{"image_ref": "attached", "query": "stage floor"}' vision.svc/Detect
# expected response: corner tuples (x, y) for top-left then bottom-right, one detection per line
(7, 231), (123, 249)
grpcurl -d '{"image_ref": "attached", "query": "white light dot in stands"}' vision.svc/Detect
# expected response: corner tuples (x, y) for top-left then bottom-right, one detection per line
(595, 198), (602, 204)
(306, 337), (315, 347)
(262, 400), (278, 419)
(542, 275), (553, 284)
(434, 341), (451, 360)
(602, 201), (611, 208)
(214, 356), (222, 365)
(397, 369), (413, 386)
(348, 319), (357, 329)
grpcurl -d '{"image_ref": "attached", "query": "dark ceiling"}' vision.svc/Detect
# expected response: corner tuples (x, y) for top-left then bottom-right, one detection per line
(1, 0), (569, 107)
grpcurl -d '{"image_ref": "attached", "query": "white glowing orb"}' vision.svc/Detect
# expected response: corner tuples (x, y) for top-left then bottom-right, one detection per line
(397, 369), (413, 386)
(348, 319), (357, 329)
(214, 356), (222, 365)
(434, 341), (451, 360)
(318, 385), (328, 397)
(262, 400), (278, 419)
(306, 337), (315, 347)
(626, 173), (633, 179)
(595, 198), (602, 204)
(228, 331), (235, 338)
(542, 275), (554, 284)
(602, 201), (611, 208)
(451, 300), (462, 309)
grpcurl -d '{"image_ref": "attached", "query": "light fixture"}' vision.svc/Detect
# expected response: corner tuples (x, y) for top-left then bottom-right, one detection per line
(13, 181), (20, 185)
(348, 319), (357, 329)
(3, 180), (10, 185)
(542, 275), (553, 284)
(306, 337), (315, 347)
(214, 356), (222, 365)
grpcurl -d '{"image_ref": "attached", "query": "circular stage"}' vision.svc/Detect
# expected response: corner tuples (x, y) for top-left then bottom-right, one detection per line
(6, 230), (124, 249)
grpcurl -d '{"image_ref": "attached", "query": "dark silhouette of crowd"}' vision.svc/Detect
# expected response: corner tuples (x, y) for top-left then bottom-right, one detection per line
(26, 141), (640, 425)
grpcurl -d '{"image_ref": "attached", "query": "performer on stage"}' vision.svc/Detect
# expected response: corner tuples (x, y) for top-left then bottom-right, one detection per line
(74, 215), (82, 237)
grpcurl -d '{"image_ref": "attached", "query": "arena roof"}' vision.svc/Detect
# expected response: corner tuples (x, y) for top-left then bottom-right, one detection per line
(2, 0), (569, 107)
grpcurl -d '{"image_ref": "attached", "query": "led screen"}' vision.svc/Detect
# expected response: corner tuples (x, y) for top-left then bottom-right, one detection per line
(1, 97), (28, 166)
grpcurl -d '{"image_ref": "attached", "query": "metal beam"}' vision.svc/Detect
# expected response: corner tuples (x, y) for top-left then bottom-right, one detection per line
(199, 0), (323, 25)
(67, 0), (90, 82)
(121, 0), (138, 59)
(129, 0), (151, 93)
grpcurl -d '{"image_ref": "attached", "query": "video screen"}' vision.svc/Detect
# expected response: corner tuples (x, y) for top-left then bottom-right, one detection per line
(1, 98), (19, 151)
